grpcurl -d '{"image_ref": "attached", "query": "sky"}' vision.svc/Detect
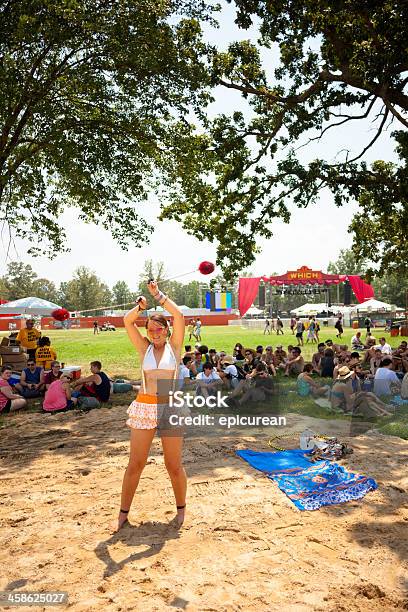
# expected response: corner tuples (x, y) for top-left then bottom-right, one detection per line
(0, 3), (399, 292)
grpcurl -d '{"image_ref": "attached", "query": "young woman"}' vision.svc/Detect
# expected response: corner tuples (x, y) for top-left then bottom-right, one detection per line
(117, 281), (186, 532)
(331, 366), (392, 416)
(297, 364), (329, 398)
(0, 365), (27, 413)
(42, 373), (77, 413)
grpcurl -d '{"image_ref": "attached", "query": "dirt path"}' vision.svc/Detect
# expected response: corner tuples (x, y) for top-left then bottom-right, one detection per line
(1, 406), (407, 611)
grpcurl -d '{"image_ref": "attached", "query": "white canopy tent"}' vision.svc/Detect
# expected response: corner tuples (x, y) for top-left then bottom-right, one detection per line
(0, 296), (62, 316)
(244, 305), (264, 316)
(354, 298), (397, 312)
(290, 303), (353, 316)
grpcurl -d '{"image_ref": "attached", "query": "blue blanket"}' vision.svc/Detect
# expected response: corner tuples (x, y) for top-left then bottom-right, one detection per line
(236, 449), (377, 511)
(236, 449), (315, 475)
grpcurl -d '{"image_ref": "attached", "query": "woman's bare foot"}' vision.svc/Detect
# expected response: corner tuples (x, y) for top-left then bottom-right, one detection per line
(112, 510), (129, 532)
(176, 505), (186, 528)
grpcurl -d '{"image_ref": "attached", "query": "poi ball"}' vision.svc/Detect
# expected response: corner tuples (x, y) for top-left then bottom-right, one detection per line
(198, 261), (215, 275)
(52, 308), (70, 321)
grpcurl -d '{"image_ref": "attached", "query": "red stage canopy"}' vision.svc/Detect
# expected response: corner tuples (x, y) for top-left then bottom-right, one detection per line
(239, 266), (374, 316)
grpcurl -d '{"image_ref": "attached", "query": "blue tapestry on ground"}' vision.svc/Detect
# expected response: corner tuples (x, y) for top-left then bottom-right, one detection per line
(236, 449), (378, 511)
(236, 449), (315, 475)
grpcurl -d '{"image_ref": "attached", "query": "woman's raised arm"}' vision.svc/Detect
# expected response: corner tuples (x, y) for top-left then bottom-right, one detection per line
(147, 281), (185, 351)
(124, 297), (150, 355)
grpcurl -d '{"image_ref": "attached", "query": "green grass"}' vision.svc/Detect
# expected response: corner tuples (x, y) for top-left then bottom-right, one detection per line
(1, 325), (406, 440)
(1, 325), (402, 379)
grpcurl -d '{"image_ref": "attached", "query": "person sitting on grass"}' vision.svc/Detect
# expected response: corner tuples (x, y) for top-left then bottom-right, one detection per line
(273, 345), (287, 367)
(42, 373), (78, 413)
(35, 336), (57, 370)
(208, 348), (219, 367)
(330, 366), (393, 417)
(0, 365), (27, 413)
(373, 358), (401, 397)
(71, 361), (111, 402)
(190, 350), (204, 376)
(195, 363), (223, 400)
(376, 337), (392, 355)
(178, 355), (195, 390)
(183, 345), (194, 358)
(297, 364), (330, 398)
(217, 355), (240, 390)
(228, 362), (275, 407)
(361, 337), (378, 366)
(284, 347), (304, 376)
(233, 343), (245, 362)
(370, 348), (383, 376)
(264, 346), (277, 376)
(351, 331), (364, 351)
(42, 361), (62, 390)
(242, 348), (259, 375)
(311, 343), (326, 374)
(15, 359), (43, 398)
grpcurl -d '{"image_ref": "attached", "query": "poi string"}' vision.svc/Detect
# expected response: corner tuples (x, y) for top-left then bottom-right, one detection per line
(71, 262), (216, 315)
(148, 261), (215, 286)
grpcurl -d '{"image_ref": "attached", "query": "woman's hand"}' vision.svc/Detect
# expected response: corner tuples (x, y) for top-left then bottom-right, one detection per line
(147, 281), (159, 297)
(135, 296), (147, 311)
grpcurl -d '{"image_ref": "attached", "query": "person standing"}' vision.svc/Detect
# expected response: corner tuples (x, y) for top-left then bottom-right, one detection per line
(187, 319), (195, 341)
(335, 314), (344, 339)
(116, 281), (186, 532)
(364, 316), (373, 336)
(263, 319), (271, 335)
(195, 318), (202, 341)
(93, 320), (99, 335)
(276, 316), (284, 335)
(295, 317), (304, 346)
(290, 317), (296, 334)
(16, 319), (41, 361)
(306, 318), (317, 344)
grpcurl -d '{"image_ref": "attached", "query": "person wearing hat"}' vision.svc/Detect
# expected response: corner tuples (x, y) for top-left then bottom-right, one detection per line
(331, 366), (392, 416)
(217, 354), (239, 389)
(264, 346), (277, 375)
(273, 345), (287, 367)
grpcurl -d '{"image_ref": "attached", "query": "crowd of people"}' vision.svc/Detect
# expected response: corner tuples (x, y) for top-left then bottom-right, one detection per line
(2, 317), (407, 420)
(0, 359), (117, 414)
(177, 334), (408, 417)
(0, 319), (136, 415)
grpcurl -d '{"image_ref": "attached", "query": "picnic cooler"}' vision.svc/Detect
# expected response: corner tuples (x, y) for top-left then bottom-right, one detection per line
(0, 344), (28, 371)
(61, 366), (82, 380)
(401, 325), (408, 337)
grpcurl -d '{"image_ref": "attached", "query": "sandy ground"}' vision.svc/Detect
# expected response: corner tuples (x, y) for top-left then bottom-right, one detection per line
(1, 405), (407, 612)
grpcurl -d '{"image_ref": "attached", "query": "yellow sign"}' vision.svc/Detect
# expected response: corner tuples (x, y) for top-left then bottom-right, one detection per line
(286, 266), (323, 281)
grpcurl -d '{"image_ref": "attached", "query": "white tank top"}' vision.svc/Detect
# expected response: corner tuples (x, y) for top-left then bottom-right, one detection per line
(141, 343), (178, 393)
(142, 343), (177, 371)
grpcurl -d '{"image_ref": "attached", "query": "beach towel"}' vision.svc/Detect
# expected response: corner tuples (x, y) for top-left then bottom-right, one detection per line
(272, 461), (378, 511)
(236, 449), (377, 511)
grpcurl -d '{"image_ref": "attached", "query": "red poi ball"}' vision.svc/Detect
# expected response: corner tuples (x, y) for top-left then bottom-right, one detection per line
(52, 308), (70, 321)
(198, 261), (215, 275)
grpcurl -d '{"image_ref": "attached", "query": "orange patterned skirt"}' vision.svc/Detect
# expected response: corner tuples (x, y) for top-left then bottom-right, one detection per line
(126, 393), (170, 430)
